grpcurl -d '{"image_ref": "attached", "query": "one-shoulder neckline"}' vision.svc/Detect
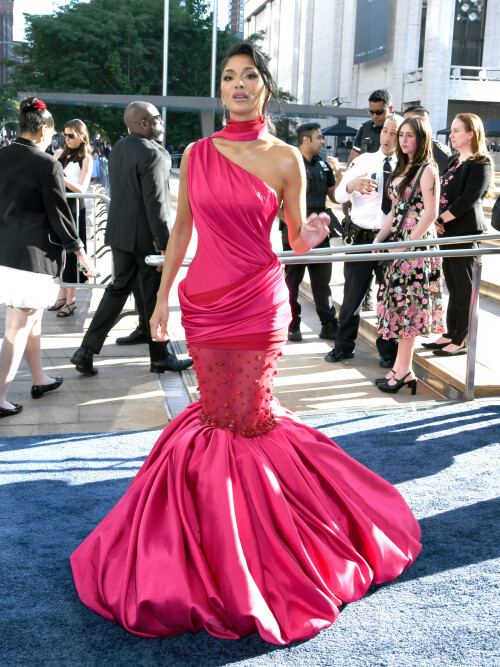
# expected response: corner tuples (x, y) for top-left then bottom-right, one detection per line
(209, 138), (278, 205)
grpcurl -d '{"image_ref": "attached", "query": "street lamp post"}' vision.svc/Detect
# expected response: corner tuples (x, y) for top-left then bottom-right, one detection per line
(162, 1), (170, 145)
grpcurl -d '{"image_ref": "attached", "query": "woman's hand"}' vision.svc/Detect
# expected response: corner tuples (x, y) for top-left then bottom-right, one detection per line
(300, 212), (330, 248)
(75, 250), (98, 277)
(150, 300), (169, 343)
(435, 221), (445, 235)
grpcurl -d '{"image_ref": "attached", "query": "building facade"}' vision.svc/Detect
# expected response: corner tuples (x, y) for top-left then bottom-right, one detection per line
(229, 0), (245, 38)
(0, 0), (14, 86)
(244, 0), (500, 135)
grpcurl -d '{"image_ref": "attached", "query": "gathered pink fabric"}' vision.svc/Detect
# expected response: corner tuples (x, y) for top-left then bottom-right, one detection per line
(71, 132), (422, 645)
(179, 138), (291, 346)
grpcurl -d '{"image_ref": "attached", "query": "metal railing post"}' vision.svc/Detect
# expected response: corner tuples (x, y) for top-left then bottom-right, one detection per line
(465, 243), (482, 401)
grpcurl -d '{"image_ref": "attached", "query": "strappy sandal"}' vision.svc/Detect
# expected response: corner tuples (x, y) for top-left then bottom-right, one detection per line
(57, 301), (76, 317)
(48, 298), (66, 312)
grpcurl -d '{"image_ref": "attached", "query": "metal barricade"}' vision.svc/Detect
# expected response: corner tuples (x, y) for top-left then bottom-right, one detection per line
(58, 192), (111, 290)
(146, 232), (500, 402)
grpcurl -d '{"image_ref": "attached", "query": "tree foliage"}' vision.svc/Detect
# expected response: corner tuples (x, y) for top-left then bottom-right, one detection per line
(9, 0), (240, 144)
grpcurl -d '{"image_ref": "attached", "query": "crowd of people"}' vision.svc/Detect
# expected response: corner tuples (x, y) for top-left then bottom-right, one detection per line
(290, 88), (494, 397)
(0, 40), (497, 646)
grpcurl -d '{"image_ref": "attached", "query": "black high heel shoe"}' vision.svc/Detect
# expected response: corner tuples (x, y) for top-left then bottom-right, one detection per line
(375, 369), (395, 386)
(377, 371), (417, 395)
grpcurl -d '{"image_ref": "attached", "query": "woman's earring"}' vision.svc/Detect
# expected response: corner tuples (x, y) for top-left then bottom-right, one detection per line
(222, 105), (227, 127)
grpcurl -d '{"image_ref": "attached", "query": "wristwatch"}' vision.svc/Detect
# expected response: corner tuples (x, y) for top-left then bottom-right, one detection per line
(436, 216), (444, 224)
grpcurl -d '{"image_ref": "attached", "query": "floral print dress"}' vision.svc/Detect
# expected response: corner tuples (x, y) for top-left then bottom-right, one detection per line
(377, 182), (445, 340)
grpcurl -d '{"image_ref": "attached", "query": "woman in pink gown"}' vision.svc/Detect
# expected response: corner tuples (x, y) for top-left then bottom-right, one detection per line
(71, 43), (421, 645)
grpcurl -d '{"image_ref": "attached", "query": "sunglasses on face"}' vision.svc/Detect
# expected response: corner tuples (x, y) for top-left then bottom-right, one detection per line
(368, 109), (387, 116)
(64, 132), (76, 139)
(141, 114), (162, 123)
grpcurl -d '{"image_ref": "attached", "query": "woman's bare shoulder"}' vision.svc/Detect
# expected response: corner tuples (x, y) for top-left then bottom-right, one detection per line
(267, 138), (301, 166)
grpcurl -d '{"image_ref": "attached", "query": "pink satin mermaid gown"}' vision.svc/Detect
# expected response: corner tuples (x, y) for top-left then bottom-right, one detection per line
(71, 135), (421, 645)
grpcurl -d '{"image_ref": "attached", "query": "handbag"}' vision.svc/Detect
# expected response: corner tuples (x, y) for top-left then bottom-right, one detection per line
(378, 163), (427, 269)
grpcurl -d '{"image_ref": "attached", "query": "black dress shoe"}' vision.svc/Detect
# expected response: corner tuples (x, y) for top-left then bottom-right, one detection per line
(0, 403), (23, 418)
(324, 349), (354, 363)
(31, 377), (63, 399)
(421, 341), (450, 350)
(433, 346), (467, 357)
(319, 321), (339, 341)
(71, 347), (98, 376)
(379, 356), (394, 368)
(288, 329), (302, 342)
(150, 354), (193, 373)
(116, 327), (148, 346)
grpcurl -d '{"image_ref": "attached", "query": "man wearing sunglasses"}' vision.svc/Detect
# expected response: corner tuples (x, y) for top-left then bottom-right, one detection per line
(71, 101), (192, 376)
(347, 89), (394, 166)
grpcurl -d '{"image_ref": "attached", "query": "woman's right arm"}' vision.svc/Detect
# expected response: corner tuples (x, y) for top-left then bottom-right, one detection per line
(150, 144), (194, 342)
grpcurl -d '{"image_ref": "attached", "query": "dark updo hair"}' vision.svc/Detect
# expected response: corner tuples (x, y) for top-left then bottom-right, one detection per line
(220, 42), (279, 129)
(19, 97), (54, 135)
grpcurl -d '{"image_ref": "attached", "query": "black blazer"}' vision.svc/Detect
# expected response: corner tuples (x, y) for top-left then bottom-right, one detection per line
(440, 154), (493, 237)
(105, 133), (171, 253)
(0, 138), (82, 277)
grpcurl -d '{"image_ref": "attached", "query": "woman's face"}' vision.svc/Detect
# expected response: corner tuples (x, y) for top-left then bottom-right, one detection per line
(450, 118), (474, 152)
(399, 123), (418, 159)
(220, 54), (268, 120)
(63, 126), (82, 150)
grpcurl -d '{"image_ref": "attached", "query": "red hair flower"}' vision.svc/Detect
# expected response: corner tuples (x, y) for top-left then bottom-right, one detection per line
(34, 100), (47, 110)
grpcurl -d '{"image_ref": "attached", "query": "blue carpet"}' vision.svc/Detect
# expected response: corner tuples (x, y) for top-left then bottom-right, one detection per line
(0, 402), (499, 666)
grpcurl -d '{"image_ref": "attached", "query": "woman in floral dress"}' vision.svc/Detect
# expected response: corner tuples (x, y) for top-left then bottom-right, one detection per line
(373, 115), (444, 393)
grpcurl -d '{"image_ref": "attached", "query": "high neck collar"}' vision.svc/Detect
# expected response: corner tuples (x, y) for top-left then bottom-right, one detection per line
(213, 115), (268, 141)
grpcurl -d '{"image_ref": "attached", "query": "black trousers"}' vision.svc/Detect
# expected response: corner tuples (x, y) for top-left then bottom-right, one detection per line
(282, 237), (337, 330)
(336, 255), (397, 360)
(81, 248), (167, 362)
(442, 243), (474, 345)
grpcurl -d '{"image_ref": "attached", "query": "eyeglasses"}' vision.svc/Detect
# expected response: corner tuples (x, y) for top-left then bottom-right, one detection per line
(64, 133), (76, 139)
(368, 109), (387, 116)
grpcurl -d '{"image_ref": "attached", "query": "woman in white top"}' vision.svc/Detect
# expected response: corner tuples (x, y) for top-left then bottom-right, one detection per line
(49, 119), (93, 317)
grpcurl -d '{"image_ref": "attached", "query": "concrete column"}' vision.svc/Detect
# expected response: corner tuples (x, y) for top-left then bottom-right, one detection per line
(393, 0), (423, 110)
(482, 0), (500, 68)
(199, 110), (214, 138)
(420, 0), (455, 132)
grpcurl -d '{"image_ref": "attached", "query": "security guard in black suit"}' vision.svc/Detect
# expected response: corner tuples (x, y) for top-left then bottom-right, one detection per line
(71, 101), (193, 376)
(348, 89), (394, 165)
(279, 123), (340, 342)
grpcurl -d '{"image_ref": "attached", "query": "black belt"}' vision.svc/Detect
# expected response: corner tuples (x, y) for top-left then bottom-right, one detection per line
(342, 216), (378, 245)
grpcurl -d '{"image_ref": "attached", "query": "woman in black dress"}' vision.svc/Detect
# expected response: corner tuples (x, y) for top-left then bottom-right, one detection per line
(427, 113), (494, 356)
(49, 119), (93, 317)
(0, 98), (95, 418)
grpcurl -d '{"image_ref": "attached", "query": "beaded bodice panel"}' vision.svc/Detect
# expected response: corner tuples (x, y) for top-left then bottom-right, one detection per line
(188, 345), (283, 438)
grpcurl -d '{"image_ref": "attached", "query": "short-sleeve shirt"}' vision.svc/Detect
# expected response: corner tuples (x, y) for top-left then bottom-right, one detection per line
(353, 120), (382, 154)
(432, 140), (452, 174)
(304, 154), (335, 214)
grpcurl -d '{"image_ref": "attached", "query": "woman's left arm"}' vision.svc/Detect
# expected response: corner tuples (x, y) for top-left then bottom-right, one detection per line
(408, 165), (439, 242)
(65, 154), (92, 194)
(281, 146), (329, 253)
(441, 159), (492, 223)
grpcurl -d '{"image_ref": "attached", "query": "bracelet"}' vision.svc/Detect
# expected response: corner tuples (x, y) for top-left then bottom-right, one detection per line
(436, 216), (444, 224)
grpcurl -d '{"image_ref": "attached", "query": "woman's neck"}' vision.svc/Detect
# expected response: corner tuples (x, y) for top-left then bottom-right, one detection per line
(20, 132), (43, 150)
(458, 147), (473, 162)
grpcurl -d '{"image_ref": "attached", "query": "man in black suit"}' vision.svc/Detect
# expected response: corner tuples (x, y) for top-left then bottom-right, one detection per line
(71, 101), (192, 376)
